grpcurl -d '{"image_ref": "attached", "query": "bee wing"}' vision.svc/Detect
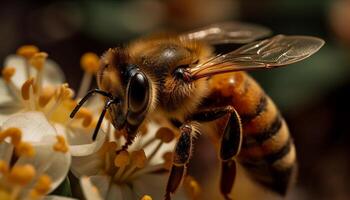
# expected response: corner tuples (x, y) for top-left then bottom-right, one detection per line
(188, 35), (325, 79)
(180, 22), (272, 44)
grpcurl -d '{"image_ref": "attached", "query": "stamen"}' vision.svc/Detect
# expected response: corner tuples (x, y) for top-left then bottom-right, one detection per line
(141, 195), (153, 200)
(46, 84), (74, 117)
(80, 52), (100, 74)
(120, 149), (147, 181)
(162, 152), (173, 170)
(53, 135), (69, 153)
(183, 176), (201, 200)
(7, 164), (36, 186)
(30, 174), (52, 196)
(114, 150), (130, 168)
(21, 78), (35, 100)
(0, 127), (22, 146)
(75, 107), (93, 127)
(29, 52), (47, 71)
(16, 45), (39, 59)
(114, 150), (130, 181)
(155, 127), (175, 143)
(131, 149), (147, 168)
(38, 86), (55, 108)
(0, 160), (9, 174)
(1, 67), (15, 82)
(15, 142), (36, 157)
(145, 128), (175, 163)
(77, 52), (100, 99)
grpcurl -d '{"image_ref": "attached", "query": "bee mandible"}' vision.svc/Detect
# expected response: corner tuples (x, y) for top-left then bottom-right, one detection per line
(70, 22), (324, 200)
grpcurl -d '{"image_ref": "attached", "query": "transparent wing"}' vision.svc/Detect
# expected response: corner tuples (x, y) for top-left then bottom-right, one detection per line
(188, 35), (325, 79)
(180, 22), (272, 44)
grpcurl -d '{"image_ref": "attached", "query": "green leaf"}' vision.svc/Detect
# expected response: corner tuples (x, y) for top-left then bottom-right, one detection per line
(50, 177), (72, 197)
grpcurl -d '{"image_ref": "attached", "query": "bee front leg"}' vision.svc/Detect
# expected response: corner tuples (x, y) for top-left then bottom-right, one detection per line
(190, 106), (242, 200)
(165, 123), (195, 200)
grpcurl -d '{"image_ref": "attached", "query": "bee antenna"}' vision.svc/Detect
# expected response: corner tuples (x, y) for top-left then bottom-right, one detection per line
(92, 98), (118, 141)
(70, 89), (114, 118)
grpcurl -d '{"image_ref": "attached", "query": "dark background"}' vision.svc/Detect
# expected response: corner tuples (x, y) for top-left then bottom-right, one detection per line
(1, 0), (349, 199)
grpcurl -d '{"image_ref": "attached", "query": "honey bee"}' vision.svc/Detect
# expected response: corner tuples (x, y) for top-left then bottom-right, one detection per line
(70, 22), (324, 200)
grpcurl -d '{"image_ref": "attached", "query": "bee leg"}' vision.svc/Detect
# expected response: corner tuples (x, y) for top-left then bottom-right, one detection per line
(165, 123), (194, 200)
(190, 106), (242, 200)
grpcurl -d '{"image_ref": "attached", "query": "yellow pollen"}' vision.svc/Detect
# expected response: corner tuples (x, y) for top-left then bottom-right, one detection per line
(75, 107), (93, 127)
(16, 45), (39, 59)
(21, 78), (35, 100)
(15, 142), (36, 157)
(0, 127), (22, 146)
(131, 149), (147, 168)
(155, 127), (175, 143)
(0, 160), (9, 174)
(53, 135), (69, 153)
(140, 195), (153, 200)
(56, 84), (74, 100)
(32, 174), (52, 195)
(1, 67), (16, 82)
(162, 151), (173, 170)
(80, 52), (100, 74)
(7, 164), (36, 186)
(114, 150), (130, 167)
(38, 86), (55, 107)
(184, 176), (201, 200)
(29, 52), (48, 71)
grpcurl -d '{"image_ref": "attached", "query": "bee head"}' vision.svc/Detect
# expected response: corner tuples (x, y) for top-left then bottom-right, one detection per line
(98, 48), (153, 136)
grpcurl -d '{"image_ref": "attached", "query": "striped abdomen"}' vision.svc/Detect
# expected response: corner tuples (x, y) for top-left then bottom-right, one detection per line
(203, 72), (297, 195)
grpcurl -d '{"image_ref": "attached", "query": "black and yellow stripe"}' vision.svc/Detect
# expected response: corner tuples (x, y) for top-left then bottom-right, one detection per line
(207, 72), (297, 195)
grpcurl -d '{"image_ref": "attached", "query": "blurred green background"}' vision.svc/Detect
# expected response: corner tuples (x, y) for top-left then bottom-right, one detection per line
(1, 0), (350, 199)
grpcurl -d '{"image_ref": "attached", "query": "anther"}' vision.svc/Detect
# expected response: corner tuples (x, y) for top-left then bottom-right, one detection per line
(21, 78), (35, 100)
(80, 52), (100, 74)
(75, 107), (93, 127)
(0, 127), (22, 146)
(155, 127), (175, 143)
(30, 52), (48, 71)
(16, 45), (39, 59)
(141, 195), (153, 200)
(131, 149), (147, 168)
(15, 142), (36, 157)
(32, 174), (52, 195)
(53, 135), (69, 153)
(1, 67), (16, 82)
(7, 164), (36, 186)
(114, 150), (130, 167)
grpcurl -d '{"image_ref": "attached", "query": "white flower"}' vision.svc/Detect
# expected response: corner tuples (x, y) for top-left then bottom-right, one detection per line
(71, 121), (194, 200)
(0, 112), (71, 199)
(0, 46), (104, 199)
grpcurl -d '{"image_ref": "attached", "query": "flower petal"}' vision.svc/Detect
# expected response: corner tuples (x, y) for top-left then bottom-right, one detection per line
(61, 126), (106, 157)
(4, 55), (65, 88)
(70, 153), (103, 177)
(1, 111), (57, 143)
(80, 176), (104, 200)
(14, 143), (71, 194)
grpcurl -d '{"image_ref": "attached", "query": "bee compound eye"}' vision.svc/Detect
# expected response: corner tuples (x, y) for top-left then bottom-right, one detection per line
(128, 72), (150, 113)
